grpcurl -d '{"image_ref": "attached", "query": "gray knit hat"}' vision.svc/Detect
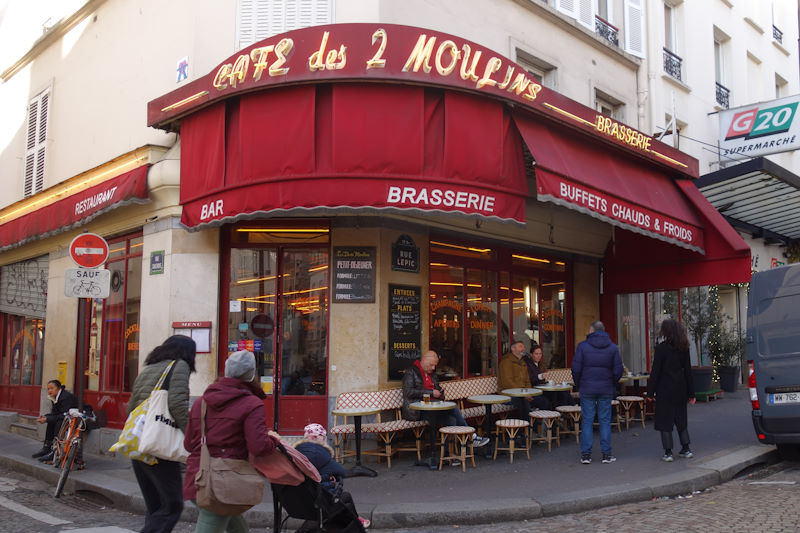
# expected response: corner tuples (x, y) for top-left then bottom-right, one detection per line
(225, 350), (256, 382)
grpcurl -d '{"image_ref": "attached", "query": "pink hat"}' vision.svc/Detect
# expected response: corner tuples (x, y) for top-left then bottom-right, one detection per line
(303, 423), (326, 441)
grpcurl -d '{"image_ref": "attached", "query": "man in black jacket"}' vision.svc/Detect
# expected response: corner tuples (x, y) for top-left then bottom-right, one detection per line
(32, 380), (78, 461)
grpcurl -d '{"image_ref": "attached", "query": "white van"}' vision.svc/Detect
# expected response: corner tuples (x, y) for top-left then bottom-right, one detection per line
(748, 263), (800, 457)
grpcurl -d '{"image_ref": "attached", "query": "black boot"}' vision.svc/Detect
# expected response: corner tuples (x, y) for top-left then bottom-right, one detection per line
(31, 443), (51, 459)
(38, 451), (55, 463)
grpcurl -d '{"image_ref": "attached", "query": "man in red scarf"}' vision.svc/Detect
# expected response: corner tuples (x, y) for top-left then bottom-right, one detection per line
(401, 351), (489, 449)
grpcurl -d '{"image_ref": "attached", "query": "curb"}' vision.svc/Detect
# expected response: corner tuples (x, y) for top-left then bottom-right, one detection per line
(0, 444), (778, 529)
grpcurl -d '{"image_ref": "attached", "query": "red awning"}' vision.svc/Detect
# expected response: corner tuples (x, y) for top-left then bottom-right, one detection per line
(179, 84), (528, 228)
(514, 113), (705, 253)
(0, 166), (149, 251)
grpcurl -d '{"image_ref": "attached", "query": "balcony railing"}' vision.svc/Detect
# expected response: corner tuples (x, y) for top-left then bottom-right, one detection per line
(595, 16), (619, 47)
(715, 82), (730, 109)
(663, 48), (683, 82)
(773, 25), (783, 44)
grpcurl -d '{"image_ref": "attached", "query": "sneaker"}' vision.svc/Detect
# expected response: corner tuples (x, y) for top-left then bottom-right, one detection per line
(580, 454), (592, 464)
(472, 435), (490, 448)
(679, 448), (694, 459)
(661, 453), (674, 462)
(358, 516), (371, 529)
(449, 459), (462, 467)
(601, 454), (617, 464)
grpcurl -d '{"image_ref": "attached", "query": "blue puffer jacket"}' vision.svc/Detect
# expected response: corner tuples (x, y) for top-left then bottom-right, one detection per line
(294, 439), (344, 495)
(571, 331), (624, 396)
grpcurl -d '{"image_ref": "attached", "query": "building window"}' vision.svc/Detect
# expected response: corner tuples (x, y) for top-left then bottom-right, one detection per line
(714, 28), (730, 109)
(623, 0), (644, 57)
(775, 73), (788, 98)
(555, 0), (595, 30)
(595, 89), (624, 121)
(236, 0), (332, 50)
(24, 88), (50, 198)
(516, 51), (557, 90)
(83, 233), (142, 394)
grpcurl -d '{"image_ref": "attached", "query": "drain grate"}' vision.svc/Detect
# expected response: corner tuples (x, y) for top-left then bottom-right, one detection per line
(56, 493), (107, 511)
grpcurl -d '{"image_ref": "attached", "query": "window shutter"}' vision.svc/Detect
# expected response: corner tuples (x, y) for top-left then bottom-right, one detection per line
(23, 89), (49, 198)
(576, 0), (595, 30)
(236, 0), (256, 50)
(624, 0), (645, 58)
(0, 257), (49, 319)
(556, 0), (577, 18)
(238, 0), (333, 49)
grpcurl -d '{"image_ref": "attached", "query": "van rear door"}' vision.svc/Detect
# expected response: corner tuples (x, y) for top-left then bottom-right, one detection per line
(749, 264), (800, 443)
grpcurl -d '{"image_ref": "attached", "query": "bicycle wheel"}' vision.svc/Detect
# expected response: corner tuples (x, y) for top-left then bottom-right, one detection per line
(54, 442), (79, 498)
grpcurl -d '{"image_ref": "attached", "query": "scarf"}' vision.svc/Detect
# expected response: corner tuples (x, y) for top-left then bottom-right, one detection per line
(414, 359), (434, 389)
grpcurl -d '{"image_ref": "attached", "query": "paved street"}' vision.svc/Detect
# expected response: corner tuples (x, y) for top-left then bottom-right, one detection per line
(0, 459), (798, 532)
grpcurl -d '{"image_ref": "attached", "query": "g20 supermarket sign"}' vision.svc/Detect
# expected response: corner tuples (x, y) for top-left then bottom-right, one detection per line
(719, 95), (800, 159)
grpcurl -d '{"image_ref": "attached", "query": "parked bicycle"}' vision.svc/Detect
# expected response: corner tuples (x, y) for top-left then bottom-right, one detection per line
(52, 407), (96, 498)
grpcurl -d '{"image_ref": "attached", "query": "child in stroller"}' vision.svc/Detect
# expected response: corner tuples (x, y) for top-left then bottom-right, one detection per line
(293, 423), (370, 530)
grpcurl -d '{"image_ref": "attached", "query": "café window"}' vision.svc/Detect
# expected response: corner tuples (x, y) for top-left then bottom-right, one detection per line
(429, 240), (570, 379)
(84, 233), (143, 393)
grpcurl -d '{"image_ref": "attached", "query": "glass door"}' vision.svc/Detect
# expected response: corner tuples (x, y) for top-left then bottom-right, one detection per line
(226, 246), (329, 433)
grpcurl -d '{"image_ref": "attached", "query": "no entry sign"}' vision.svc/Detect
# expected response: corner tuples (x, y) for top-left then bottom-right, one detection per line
(250, 314), (274, 338)
(69, 233), (109, 268)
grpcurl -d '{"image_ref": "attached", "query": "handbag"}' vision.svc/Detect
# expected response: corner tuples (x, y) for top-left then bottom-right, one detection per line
(138, 362), (189, 462)
(194, 399), (266, 516)
(250, 441), (321, 486)
(109, 361), (176, 465)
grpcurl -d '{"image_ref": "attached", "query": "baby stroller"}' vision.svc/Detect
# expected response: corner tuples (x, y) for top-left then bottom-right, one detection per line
(269, 444), (365, 533)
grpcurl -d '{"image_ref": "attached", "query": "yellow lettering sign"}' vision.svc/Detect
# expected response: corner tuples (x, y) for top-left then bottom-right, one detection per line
(403, 34), (436, 73)
(366, 28), (387, 69)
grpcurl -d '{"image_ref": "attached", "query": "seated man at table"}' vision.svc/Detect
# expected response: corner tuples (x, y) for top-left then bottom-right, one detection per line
(499, 341), (548, 417)
(401, 350), (490, 447)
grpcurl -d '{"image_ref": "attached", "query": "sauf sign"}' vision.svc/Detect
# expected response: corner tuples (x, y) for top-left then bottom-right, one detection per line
(719, 95), (800, 159)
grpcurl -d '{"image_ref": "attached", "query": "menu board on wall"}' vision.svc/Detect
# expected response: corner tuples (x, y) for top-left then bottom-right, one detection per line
(388, 284), (422, 381)
(332, 247), (376, 303)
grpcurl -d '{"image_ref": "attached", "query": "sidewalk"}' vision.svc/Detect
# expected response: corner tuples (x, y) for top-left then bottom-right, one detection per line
(0, 388), (777, 530)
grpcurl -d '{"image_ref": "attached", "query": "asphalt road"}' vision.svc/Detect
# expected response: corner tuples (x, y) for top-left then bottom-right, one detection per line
(0, 459), (798, 532)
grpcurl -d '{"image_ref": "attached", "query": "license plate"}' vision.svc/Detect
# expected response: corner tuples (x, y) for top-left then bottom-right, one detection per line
(769, 392), (800, 405)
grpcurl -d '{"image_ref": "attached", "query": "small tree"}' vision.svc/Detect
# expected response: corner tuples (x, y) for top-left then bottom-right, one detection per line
(681, 286), (715, 366)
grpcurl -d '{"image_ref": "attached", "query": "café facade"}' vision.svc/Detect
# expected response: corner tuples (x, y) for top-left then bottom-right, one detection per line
(1, 23), (751, 434)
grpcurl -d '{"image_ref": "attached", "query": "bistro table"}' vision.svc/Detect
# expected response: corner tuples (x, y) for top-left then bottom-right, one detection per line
(466, 394), (512, 457)
(330, 406), (380, 478)
(534, 383), (573, 392)
(409, 400), (458, 470)
(627, 373), (650, 396)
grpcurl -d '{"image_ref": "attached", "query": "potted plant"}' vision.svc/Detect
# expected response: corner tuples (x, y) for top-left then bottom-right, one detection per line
(680, 286), (714, 393)
(710, 323), (745, 393)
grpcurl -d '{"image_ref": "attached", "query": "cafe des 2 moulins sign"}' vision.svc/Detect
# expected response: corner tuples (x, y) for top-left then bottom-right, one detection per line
(148, 24), (694, 177)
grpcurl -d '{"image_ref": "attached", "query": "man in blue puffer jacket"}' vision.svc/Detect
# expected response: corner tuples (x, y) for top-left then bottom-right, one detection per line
(572, 320), (623, 465)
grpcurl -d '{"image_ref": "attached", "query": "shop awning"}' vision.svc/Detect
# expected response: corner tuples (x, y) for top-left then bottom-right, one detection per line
(695, 157), (800, 244)
(179, 84), (528, 228)
(513, 113), (705, 253)
(0, 165), (149, 251)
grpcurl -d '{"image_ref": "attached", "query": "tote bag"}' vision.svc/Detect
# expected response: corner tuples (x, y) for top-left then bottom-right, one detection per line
(108, 361), (175, 465)
(139, 362), (189, 462)
(194, 399), (265, 516)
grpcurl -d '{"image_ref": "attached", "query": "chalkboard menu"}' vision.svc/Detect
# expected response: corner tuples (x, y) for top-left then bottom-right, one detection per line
(332, 247), (376, 303)
(388, 284), (422, 381)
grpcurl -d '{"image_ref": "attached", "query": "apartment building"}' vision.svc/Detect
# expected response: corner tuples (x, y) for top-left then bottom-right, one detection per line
(0, 0), (751, 432)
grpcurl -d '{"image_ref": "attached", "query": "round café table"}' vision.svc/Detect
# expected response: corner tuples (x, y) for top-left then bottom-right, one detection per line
(502, 387), (544, 398)
(627, 373), (649, 396)
(409, 400), (457, 470)
(534, 383), (573, 392)
(331, 406), (380, 478)
(467, 394), (511, 457)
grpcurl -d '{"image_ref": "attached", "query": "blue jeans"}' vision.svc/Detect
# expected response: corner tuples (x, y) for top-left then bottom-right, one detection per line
(580, 394), (613, 455)
(435, 407), (468, 427)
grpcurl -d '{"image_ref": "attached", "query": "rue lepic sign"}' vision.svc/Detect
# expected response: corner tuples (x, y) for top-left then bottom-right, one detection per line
(65, 233), (111, 298)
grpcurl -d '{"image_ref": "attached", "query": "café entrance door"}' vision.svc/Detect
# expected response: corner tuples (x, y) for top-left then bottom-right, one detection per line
(224, 245), (329, 434)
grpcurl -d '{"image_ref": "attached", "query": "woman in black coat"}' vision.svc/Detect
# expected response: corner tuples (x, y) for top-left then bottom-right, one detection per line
(647, 319), (696, 462)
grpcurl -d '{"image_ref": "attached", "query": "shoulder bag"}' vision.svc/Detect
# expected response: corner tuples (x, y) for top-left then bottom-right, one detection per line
(138, 361), (189, 462)
(109, 361), (176, 464)
(194, 399), (266, 516)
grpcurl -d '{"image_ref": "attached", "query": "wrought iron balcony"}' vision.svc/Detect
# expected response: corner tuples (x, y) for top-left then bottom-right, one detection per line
(663, 48), (683, 82)
(715, 82), (730, 109)
(773, 25), (783, 44)
(595, 16), (619, 47)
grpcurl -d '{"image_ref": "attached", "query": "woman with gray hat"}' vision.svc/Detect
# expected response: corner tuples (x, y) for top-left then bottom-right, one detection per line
(128, 334), (196, 533)
(183, 350), (279, 532)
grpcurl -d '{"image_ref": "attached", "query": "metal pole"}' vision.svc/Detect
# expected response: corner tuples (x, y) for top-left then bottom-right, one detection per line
(76, 298), (87, 408)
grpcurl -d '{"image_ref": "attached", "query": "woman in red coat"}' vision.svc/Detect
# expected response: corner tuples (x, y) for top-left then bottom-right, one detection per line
(647, 319), (696, 462)
(183, 350), (279, 532)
